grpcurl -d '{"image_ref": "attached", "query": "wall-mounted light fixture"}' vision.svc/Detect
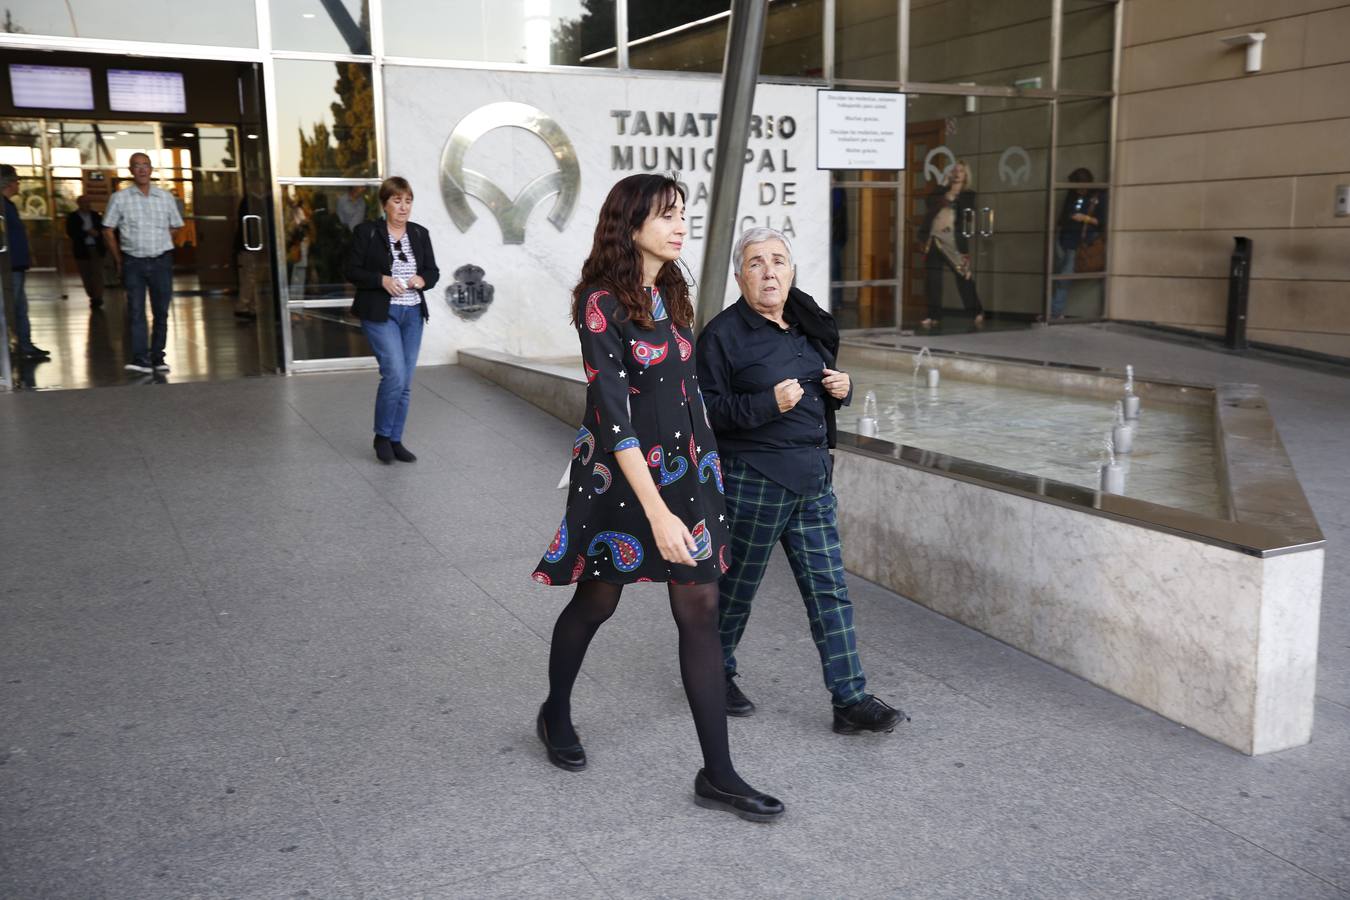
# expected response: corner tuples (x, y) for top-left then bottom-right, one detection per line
(1219, 32), (1266, 74)
(958, 82), (977, 114)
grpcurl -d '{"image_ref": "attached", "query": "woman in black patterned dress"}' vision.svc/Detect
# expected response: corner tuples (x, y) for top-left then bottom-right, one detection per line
(532, 174), (783, 822)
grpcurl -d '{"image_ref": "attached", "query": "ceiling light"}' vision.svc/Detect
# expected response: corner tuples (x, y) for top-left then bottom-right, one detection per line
(246, 133), (259, 140)
(117, 130), (130, 135)
(181, 132), (195, 137)
(302, 12), (316, 18)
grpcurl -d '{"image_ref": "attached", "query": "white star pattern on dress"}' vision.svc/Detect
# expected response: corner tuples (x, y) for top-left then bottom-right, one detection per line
(619, 502), (626, 507)
(718, 514), (725, 522)
(618, 370), (626, 378)
(612, 425), (620, 433)
(629, 339), (636, 345)
(674, 431), (681, 439)
(593, 570), (600, 576)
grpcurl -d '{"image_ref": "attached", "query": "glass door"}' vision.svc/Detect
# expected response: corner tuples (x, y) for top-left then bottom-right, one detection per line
(237, 63), (279, 372)
(902, 92), (1051, 332)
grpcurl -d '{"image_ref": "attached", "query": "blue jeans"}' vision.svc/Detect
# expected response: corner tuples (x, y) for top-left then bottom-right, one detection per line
(361, 304), (424, 442)
(1051, 240), (1075, 318)
(718, 458), (868, 707)
(9, 270), (33, 352)
(124, 252), (173, 362)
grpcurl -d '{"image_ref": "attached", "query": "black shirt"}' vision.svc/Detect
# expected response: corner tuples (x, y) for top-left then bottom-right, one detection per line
(697, 297), (851, 497)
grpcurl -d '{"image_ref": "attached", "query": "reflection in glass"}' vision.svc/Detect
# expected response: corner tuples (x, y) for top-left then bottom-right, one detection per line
(909, 0), (1052, 88)
(836, 0), (897, 81)
(833, 187), (898, 283)
(384, 0), (615, 67)
(281, 185), (377, 302)
(290, 307), (373, 361)
(762, 0), (824, 77)
(1049, 272), (1105, 321)
(1056, 98), (1110, 183)
(273, 60), (376, 178)
(1050, 183), (1107, 319)
(1062, 0), (1115, 92)
(629, 1), (729, 72)
(833, 283), (897, 332)
(272, 0), (370, 54)
(2, 1), (257, 47)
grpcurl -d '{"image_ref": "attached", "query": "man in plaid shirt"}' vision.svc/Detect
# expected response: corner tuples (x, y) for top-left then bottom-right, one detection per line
(697, 227), (908, 735)
(103, 151), (184, 374)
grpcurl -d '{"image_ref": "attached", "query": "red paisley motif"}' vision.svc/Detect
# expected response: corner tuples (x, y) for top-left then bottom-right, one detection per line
(673, 325), (692, 361)
(570, 554), (586, 583)
(584, 291), (608, 333)
(533, 572), (553, 585)
(584, 360), (598, 383)
(718, 545), (730, 574)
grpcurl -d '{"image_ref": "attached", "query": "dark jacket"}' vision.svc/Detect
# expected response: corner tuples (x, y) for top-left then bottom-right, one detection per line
(783, 286), (847, 449)
(1057, 189), (1107, 250)
(66, 208), (106, 259)
(918, 188), (977, 255)
(345, 219), (439, 322)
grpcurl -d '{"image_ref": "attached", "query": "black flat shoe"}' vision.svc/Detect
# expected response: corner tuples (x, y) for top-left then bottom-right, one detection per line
(725, 673), (755, 717)
(391, 441), (417, 463)
(536, 705), (586, 772)
(693, 770), (784, 822)
(373, 435), (395, 464)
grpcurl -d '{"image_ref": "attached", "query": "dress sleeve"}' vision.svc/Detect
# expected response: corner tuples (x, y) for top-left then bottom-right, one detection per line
(579, 290), (640, 453)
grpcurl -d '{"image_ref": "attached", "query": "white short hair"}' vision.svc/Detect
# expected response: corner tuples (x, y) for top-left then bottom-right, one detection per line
(732, 227), (794, 274)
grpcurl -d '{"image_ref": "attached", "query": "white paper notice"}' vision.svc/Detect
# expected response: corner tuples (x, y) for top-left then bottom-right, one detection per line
(816, 90), (905, 171)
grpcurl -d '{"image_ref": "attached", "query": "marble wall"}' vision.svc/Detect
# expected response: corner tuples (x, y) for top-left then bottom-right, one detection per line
(383, 67), (829, 365)
(832, 449), (1323, 755)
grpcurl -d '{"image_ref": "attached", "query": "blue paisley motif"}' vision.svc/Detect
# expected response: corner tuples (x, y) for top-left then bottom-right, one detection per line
(646, 445), (689, 487)
(573, 426), (596, 466)
(689, 519), (712, 561)
(614, 436), (640, 453)
(544, 518), (568, 563)
(588, 531), (644, 572)
(697, 451), (724, 494)
(592, 463), (612, 494)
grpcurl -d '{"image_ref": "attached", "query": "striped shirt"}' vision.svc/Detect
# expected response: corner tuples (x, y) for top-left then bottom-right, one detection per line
(103, 184), (184, 258)
(389, 232), (420, 307)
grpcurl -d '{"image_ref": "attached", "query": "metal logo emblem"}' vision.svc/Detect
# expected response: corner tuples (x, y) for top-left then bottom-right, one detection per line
(440, 102), (581, 245)
(998, 146), (1032, 185)
(445, 264), (495, 321)
(923, 145), (957, 184)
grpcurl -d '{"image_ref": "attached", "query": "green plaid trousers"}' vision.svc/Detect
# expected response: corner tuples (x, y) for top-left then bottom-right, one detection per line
(718, 456), (868, 707)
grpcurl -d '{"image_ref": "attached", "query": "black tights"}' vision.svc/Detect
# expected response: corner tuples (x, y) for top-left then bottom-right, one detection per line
(541, 579), (749, 793)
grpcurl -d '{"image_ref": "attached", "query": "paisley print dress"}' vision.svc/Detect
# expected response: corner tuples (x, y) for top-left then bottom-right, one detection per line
(533, 287), (730, 586)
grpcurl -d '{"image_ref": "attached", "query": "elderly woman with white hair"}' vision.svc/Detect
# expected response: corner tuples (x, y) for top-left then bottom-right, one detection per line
(695, 226), (908, 736)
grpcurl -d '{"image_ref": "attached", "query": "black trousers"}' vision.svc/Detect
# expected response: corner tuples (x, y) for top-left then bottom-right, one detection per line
(924, 247), (983, 319)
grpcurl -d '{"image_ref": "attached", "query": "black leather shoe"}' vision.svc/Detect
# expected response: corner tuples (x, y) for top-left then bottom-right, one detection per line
(833, 694), (909, 734)
(536, 705), (586, 772)
(373, 435), (395, 464)
(390, 441), (417, 463)
(725, 673), (755, 717)
(693, 770), (784, 822)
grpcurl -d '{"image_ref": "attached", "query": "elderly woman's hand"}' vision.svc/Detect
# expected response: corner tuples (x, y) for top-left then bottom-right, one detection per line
(822, 368), (851, 400)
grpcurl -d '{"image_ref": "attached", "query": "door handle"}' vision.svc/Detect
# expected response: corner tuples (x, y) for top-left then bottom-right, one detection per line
(242, 214), (263, 251)
(960, 207), (975, 239)
(979, 207), (995, 237)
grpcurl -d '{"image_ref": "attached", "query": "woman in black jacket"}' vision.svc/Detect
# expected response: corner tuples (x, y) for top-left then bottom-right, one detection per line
(345, 176), (440, 464)
(917, 160), (984, 328)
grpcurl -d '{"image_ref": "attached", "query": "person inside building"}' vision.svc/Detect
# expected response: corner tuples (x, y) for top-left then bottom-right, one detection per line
(1, 164), (48, 362)
(65, 195), (106, 310)
(918, 160), (985, 329)
(1050, 167), (1108, 320)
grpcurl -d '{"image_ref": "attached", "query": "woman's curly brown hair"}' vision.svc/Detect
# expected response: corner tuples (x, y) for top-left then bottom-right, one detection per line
(571, 174), (692, 330)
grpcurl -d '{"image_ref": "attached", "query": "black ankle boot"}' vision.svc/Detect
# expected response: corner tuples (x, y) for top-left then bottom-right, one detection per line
(373, 435), (394, 464)
(390, 441), (417, 463)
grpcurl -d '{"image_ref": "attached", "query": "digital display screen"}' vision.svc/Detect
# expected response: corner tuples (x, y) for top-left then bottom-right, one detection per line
(108, 69), (187, 114)
(9, 64), (96, 110)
